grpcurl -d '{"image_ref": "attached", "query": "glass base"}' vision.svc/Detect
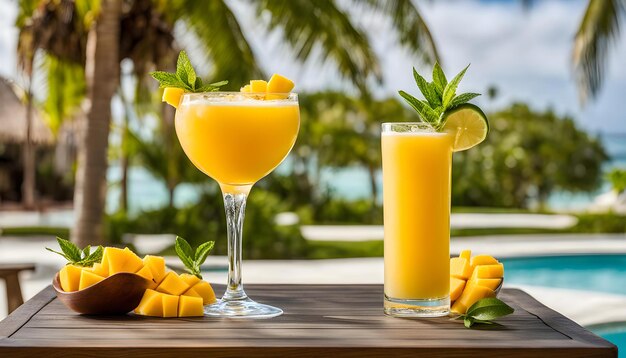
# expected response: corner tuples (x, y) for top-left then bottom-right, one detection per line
(204, 298), (283, 319)
(384, 295), (450, 317)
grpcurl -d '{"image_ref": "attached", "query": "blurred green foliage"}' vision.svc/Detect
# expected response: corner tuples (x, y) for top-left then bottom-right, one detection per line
(607, 168), (626, 193)
(452, 103), (608, 208)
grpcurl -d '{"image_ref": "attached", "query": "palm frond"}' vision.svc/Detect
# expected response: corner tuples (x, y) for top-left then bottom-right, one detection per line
(355, 0), (439, 65)
(41, 54), (86, 133)
(254, 0), (381, 93)
(573, 0), (625, 104)
(165, 0), (262, 89)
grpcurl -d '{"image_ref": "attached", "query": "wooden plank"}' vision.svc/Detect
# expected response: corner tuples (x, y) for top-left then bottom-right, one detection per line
(0, 285), (617, 357)
(0, 286), (55, 337)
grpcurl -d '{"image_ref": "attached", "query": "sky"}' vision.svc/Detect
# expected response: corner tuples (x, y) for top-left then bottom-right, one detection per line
(1, 0), (624, 134)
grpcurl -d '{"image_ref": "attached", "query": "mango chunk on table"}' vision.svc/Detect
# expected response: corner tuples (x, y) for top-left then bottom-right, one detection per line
(450, 252), (504, 314)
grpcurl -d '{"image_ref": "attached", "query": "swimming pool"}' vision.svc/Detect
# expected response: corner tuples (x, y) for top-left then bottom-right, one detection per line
(501, 255), (626, 296)
(501, 255), (626, 356)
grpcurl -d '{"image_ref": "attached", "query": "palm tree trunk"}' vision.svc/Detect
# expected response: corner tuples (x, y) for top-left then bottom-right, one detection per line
(22, 81), (36, 209)
(72, 0), (121, 247)
(367, 163), (378, 204)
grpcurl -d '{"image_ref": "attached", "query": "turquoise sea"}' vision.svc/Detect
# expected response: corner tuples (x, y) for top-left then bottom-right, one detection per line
(107, 134), (625, 215)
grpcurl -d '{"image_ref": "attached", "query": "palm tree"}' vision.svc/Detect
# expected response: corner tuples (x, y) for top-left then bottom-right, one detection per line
(72, 0), (122, 246)
(573, 0), (626, 103)
(17, 0), (439, 245)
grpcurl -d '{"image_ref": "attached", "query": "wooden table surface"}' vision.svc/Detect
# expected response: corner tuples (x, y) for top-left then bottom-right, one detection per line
(0, 285), (617, 357)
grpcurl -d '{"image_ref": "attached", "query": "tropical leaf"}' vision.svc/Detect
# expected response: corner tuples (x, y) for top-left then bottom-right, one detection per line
(356, 0), (439, 65)
(255, 0), (381, 93)
(573, 0), (625, 104)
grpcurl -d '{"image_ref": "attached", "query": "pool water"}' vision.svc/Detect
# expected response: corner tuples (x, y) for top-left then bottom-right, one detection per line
(501, 255), (626, 296)
(501, 255), (626, 356)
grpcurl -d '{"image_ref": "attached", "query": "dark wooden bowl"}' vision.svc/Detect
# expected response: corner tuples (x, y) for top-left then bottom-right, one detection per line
(53, 272), (151, 315)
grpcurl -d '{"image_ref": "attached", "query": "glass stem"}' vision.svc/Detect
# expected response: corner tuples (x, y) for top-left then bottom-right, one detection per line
(220, 184), (252, 302)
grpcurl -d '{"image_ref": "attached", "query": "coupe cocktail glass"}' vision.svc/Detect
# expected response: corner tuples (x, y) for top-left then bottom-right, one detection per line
(175, 92), (300, 318)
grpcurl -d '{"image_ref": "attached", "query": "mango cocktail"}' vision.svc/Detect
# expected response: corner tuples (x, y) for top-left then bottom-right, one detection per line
(385, 63), (489, 317)
(175, 95), (299, 186)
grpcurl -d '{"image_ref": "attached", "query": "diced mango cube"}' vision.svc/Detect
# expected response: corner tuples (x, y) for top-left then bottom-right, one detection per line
(183, 288), (202, 299)
(459, 250), (472, 261)
(135, 265), (157, 289)
(266, 74), (295, 100)
(240, 84), (251, 92)
(156, 272), (190, 296)
(454, 282), (496, 314)
(162, 87), (184, 109)
(135, 289), (163, 317)
(59, 265), (83, 292)
(450, 257), (472, 280)
(104, 247), (143, 275)
(249, 80), (267, 93)
(470, 254), (499, 269)
(91, 262), (108, 277)
(143, 255), (166, 284)
(161, 293), (179, 318)
(179, 273), (201, 287)
(78, 269), (105, 290)
(470, 278), (502, 291)
(191, 281), (217, 305)
(178, 295), (204, 317)
(471, 263), (504, 280)
(451, 300), (467, 315)
(450, 277), (466, 302)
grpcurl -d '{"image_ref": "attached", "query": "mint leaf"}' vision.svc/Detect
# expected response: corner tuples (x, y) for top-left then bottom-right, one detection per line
(46, 238), (101, 267)
(413, 67), (441, 107)
(466, 297), (514, 321)
(195, 241), (215, 266)
(432, 61), (447, 92)
(398, 91), (439, 124)
(449, 93), (481, 109)
(442, 64), (470, 109)
(151, 51), (227, 93)
(175, 236), (194, 270)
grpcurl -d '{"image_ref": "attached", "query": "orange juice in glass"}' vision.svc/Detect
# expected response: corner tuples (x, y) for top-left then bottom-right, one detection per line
(175, 92), (299, 318)
(382, 122), (453, 317)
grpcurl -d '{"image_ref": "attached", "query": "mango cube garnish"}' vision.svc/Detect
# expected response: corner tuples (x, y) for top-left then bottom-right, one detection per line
(178, 295), (204, 317)
(239, 74), (295, 100)
(156, 272), (190, 296)
(450, 251), (504, 314)
(162, 87), (184, 109)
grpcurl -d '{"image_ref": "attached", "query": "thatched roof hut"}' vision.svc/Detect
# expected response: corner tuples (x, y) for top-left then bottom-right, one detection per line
(0, 77), (53, 145)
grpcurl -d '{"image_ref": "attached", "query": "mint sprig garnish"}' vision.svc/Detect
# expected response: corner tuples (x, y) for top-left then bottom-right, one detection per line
(46, 237), (103, 267)
(453, 297), (514, 328)
(150, 50), (228, 92)
(399, 62), (480, 131)
(174, 236), (214, 279)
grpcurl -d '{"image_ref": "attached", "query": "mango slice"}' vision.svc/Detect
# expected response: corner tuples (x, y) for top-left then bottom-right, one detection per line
(459, 250), (472, 261)
(78, 270), (105, 290)
(450, 277), (466, 302)
(266, 74), (295, 99)
(156, 272), (190, 296)
(162, 87), (184, 109)
(471, 264), (504, 280)
(470, 254), (499, 269)
(191, 281), (217, 305)
(90, 262), (108, 277)
(143, 255), (166, 284)
(161, 293), (179, 318)
(450, 257), (472, 280)
(249, 80), (268, 93)
(240, 84), (251, 93)
(178, 295), (204, 317)
(452, 282), (495, 314)
(470, 278), (501, 291)
(59, 265), (83, 292)
(135, 265), (157, 289)
(135, 289), (163, 317)
(179, 273), (201, 287)
(182, 287), (202, 299)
